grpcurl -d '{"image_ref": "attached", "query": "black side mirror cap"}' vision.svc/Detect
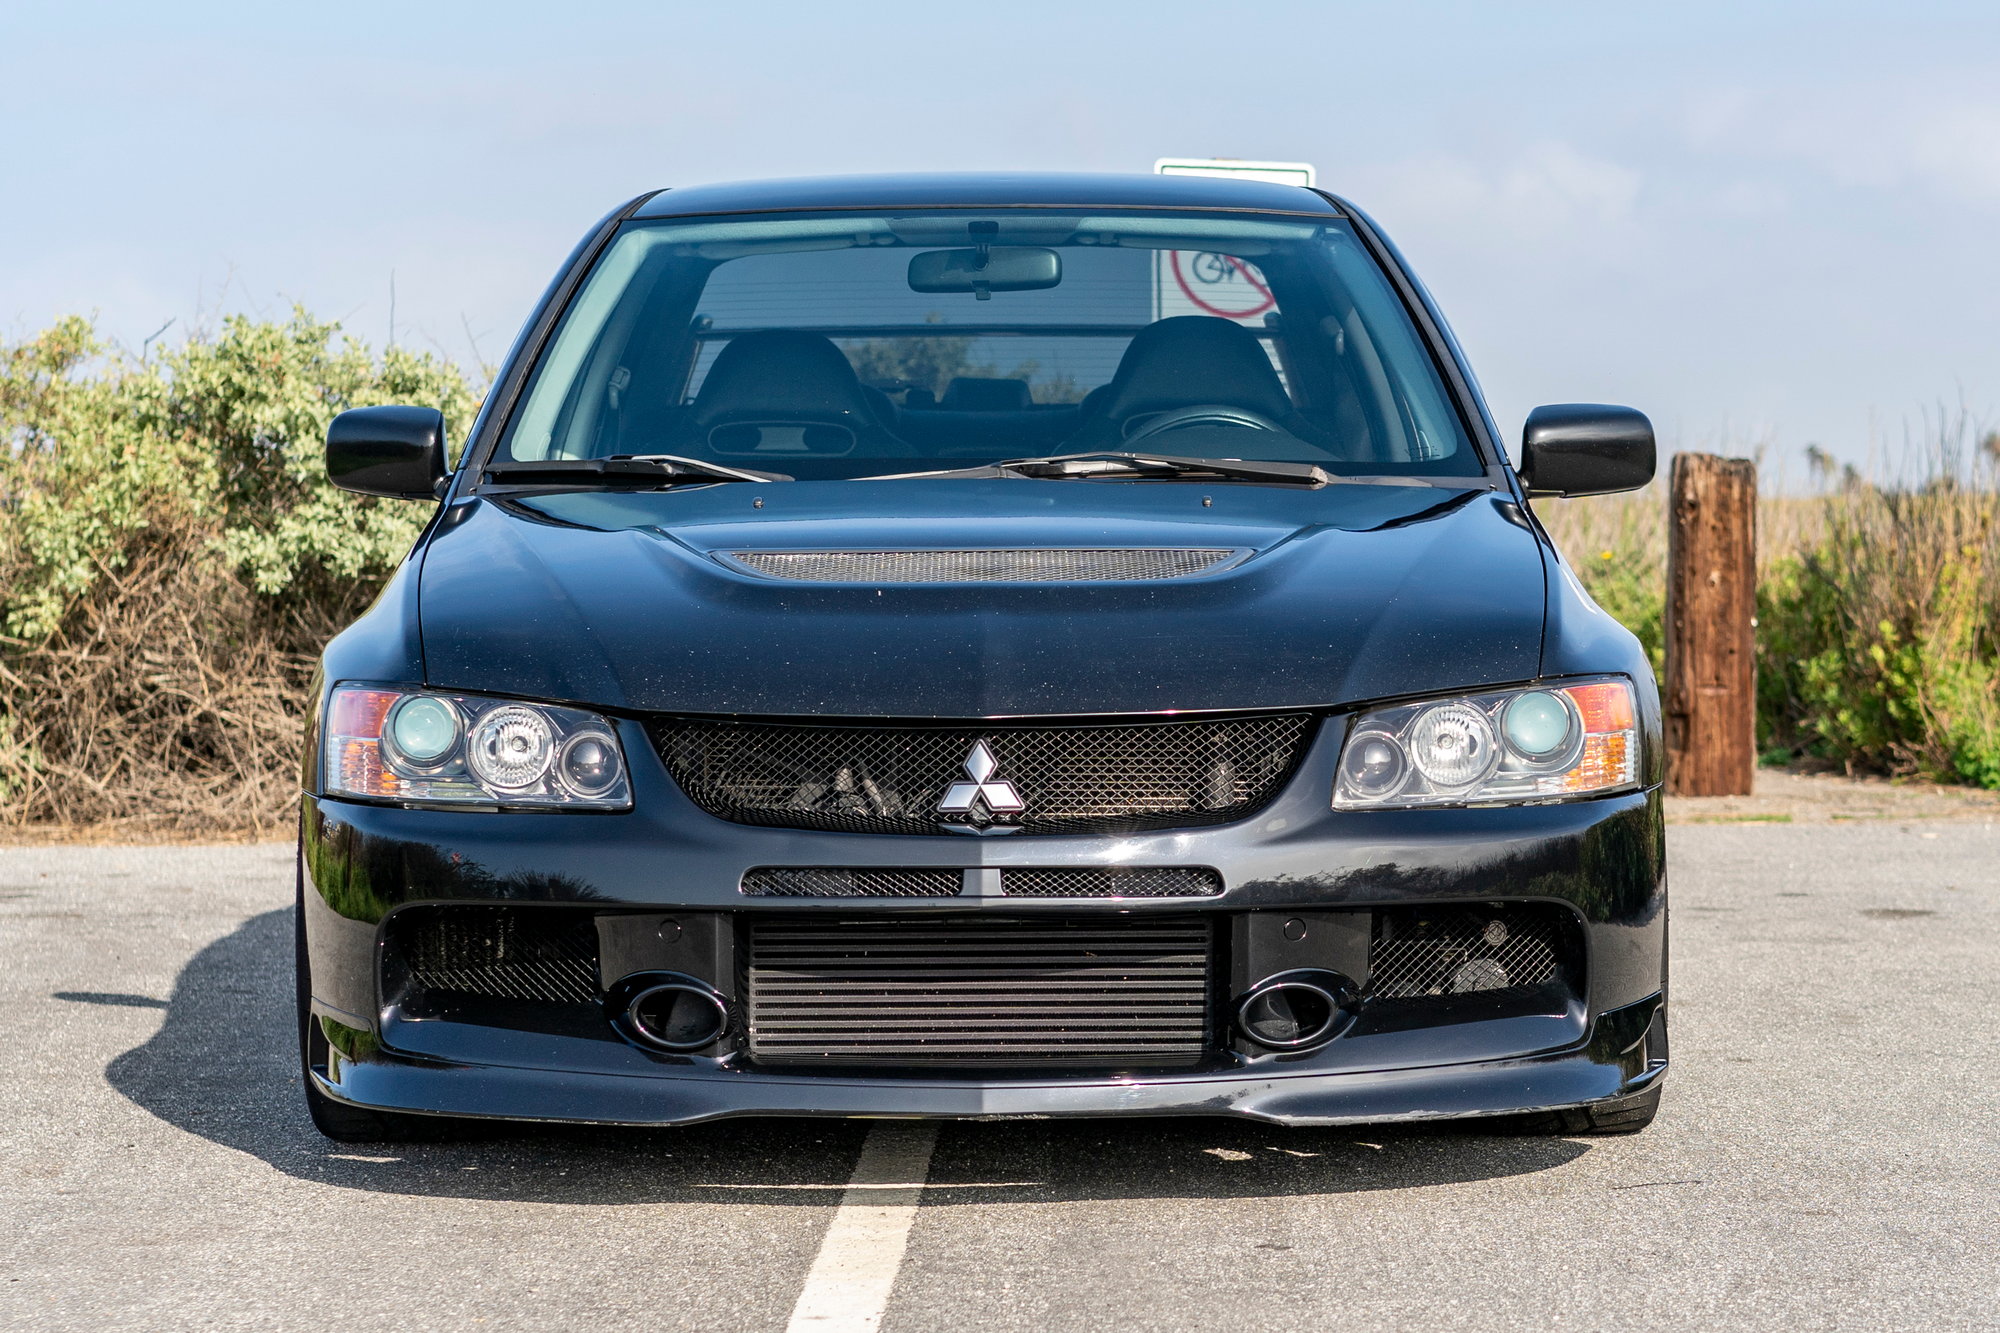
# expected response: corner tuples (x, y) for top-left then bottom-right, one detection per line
(326, 405), (448, 500)
(1518, 404), (1655, 497)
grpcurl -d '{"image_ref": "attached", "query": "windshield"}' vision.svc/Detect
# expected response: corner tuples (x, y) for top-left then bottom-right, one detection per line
(497, 209), (1483, 481)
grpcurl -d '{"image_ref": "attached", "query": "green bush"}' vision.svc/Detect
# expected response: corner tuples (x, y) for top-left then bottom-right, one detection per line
(1758, 493), (2000, 787)
(0, 310), (480, 830)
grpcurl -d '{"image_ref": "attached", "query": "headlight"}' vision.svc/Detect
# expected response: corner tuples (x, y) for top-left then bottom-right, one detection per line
(323, 685), (632, 809)
(1333, 677), (1638, 810)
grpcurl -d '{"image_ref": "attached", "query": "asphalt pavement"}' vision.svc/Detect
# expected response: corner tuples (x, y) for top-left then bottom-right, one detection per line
(2, 823), (1996, 1332)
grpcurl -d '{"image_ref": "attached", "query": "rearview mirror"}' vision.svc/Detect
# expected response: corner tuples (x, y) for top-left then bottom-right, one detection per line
(326, 405), (448, 500)
(908, 247), (1061, 298)
(1518, 404), (1655, 498)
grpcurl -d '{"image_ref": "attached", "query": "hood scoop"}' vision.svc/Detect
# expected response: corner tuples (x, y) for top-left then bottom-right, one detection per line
(719, 547), (1246, 585)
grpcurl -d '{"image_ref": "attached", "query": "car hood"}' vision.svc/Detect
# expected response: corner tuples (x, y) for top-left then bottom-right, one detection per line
(415, 479), (1548, 717)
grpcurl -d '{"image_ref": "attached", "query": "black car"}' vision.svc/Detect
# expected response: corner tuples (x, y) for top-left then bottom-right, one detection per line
(299, 172), (1666, 1141)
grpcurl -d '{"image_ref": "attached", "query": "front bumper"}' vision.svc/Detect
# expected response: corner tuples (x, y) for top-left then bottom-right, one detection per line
(309, 996), (1666, 1127)
(300, 716), (1668, 1127)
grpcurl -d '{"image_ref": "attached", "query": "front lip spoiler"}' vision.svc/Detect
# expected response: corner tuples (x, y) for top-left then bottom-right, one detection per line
(311, 1012), (1665, 1130)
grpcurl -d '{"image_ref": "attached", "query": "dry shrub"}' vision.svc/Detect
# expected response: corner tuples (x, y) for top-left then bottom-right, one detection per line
(0, 526), (322, 833)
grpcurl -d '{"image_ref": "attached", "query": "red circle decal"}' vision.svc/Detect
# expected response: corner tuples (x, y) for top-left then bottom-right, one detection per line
(1169, 251), (1276, 320)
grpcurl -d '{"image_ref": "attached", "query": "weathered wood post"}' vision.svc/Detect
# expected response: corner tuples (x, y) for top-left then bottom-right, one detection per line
(1665, 453), (1757, 795)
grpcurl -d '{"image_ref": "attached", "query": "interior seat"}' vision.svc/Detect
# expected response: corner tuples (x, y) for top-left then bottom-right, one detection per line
(1065, 315), (1313, 451)
(686, 330), (915, 458)
(940, 377), (1034, 411)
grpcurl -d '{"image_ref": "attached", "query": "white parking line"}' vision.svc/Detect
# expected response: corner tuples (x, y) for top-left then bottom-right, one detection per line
(785, 1121), (939, 1333)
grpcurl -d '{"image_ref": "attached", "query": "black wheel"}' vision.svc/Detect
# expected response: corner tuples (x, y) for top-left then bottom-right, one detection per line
(1501, 1083), (1663, 1136)
(295, 854), (465, 1144)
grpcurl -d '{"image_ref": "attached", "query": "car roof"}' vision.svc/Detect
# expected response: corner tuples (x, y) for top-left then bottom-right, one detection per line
(628, 172), (1342, 219)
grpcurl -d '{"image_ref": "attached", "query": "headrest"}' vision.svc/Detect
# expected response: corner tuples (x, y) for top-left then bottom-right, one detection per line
(1096, 316), (1293, 422)
(690, 330), (876, 428)
(940, 377), (1034, 411)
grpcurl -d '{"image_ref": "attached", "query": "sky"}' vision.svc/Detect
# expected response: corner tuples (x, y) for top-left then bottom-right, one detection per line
(4, 0), (1998, 467)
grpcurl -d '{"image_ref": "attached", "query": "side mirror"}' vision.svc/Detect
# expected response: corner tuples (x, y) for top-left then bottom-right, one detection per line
(326, 405), (448, 499)
(1518, 404), (1655, 497)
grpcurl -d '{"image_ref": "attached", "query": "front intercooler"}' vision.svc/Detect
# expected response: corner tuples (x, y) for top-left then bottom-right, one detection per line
(744, 914), (1216, 1068)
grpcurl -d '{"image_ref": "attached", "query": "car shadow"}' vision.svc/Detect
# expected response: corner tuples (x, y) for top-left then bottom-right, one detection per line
(105, 908), (1590, 1206)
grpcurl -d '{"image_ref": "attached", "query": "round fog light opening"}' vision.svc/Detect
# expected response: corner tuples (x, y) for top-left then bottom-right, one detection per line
(627, 984), (728, 1051)
(1407, 702), (1501, 789)
(386, 695), (459, 765)
(1236, 982), (1340, 1049)
(467, 706), (555, 791)
(1502, 691), (1575, 759)
(558, 730), (621, 797)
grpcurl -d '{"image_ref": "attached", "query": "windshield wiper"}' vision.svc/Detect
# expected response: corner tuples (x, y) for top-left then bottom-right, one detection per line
(864, 451), (1334, 487)
(1006, 452), (1334, 485)
(483, 455), (789, 487)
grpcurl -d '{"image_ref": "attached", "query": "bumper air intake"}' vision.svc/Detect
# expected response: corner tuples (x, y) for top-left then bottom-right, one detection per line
(1368, 903), (1577, 1000)
(744, 915), (1216, 1068)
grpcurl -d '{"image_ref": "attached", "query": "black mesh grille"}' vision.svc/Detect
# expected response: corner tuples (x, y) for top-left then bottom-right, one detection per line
(655, 713), (1313, 836)
(742, 867), (962, 898)
(392, 906), (599, 1005)
(1000, 867), (1223, 898)
(724, 548), (1238, 584)
(1368, 904), (1573, 999)
(745, 915), (1215, 1067)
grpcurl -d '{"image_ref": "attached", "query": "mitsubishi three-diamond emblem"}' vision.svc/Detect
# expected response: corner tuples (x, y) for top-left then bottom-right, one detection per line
(935, 740), (1025, 827)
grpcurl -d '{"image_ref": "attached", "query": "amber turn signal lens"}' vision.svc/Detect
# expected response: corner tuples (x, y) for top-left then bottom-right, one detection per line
(1565, 680), (1636, 734)
(326, 688), (401, 798)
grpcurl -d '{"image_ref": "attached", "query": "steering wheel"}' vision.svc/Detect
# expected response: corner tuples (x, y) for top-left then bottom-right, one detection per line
(1123, 403), (1285, 443)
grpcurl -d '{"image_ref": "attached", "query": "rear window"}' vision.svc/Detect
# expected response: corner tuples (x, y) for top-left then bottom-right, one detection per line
(500, 210), (1482, 480)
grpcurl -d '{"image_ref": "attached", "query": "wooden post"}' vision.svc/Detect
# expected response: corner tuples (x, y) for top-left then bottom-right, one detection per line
(1665, 453), (1758, 796)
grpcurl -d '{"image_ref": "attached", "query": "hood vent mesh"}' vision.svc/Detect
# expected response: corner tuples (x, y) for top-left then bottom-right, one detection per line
(723, 548), (1238, 584)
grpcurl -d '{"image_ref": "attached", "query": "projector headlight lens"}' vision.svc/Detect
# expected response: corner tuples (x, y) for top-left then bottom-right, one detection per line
(557, 730), (623, 798)
(1333, 677), (1638, 810)
(1501, 690), (1577, 761)
(1338, 729), (1409, 799)
(324, 686), (630, 810)
(385, 695), (460, 766)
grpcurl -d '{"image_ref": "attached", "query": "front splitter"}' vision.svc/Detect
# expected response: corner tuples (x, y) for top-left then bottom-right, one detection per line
(313, 1040), (1661, 1129)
